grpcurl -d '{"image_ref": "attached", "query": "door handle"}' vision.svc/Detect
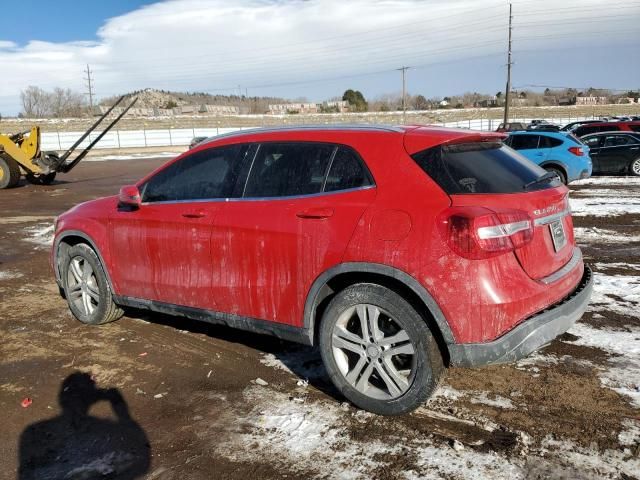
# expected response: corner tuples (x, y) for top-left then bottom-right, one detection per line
(631, 147), (639, 150)
(182, 210), (207, 218)
(296, 207), (334, 219)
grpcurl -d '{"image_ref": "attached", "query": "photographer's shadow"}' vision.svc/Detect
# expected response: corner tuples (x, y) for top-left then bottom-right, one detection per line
(18, 372), (150, 480)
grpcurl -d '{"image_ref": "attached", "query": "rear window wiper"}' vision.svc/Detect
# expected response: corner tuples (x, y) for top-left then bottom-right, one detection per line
(523, 171), (558, 190)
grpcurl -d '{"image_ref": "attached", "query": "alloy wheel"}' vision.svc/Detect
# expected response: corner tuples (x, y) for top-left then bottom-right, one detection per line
(331, 304), (416, 400)
(66, 256), (100, 316)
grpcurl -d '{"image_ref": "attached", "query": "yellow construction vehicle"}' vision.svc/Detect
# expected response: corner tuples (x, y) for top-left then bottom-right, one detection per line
(0, 96), (137, 189)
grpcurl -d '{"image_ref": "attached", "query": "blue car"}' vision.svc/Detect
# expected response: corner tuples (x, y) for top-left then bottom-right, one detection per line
(504, 131), (592, 184)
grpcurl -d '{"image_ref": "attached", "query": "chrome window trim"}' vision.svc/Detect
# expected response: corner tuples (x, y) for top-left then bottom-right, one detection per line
(539, 247), (582, 285)
(533, 208), (571, 226)
(139, 185), (377, 206)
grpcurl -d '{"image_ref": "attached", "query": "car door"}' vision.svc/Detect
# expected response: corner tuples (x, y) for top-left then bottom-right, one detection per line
(599, 135), (635, 173)
(537, 134), (558, 161)
(582, 136), (603, 173)
(210, 142), (376, 327)
(108, 144), (249, 309)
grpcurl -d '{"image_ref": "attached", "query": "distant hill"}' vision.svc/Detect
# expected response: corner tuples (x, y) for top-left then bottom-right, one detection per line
(100, 88), (296, 114)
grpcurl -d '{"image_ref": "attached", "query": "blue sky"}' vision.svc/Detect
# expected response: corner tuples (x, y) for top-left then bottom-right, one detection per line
(4, 1), (151, 45)
(0, 0), (639, 115)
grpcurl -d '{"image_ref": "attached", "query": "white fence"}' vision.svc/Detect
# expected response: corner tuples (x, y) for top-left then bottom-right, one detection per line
(40, 115), (600, 151)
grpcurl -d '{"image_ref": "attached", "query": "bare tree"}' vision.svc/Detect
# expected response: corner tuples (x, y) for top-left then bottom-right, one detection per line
(21, 86), (50, 117)
(20, 86), (85, 118)
(50, 88), (85, 117)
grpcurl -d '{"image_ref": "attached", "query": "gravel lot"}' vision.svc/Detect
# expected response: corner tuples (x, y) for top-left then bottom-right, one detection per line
(0, 158), (638, 480)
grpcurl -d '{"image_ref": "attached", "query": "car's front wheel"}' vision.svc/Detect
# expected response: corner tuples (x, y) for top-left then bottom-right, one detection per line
(630, 158), (640, 177)
(62, 243), (124, 325)
(319, 283), (443, 415)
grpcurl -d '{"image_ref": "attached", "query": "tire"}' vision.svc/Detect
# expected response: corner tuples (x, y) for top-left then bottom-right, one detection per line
(62, 243), (124, 325)
(0, 155), (21, 189)
(630, 158), (640, 177)
(319, 283), (444, 415)
(544, 166), (567, 185)
(26, 172), (57, 185)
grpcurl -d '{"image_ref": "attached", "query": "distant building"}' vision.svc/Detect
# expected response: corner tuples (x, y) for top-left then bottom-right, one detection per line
(323, 100), (350, 112)
(576, 96), (608, 105)
(438, 100), (450, 107)
(268, 103), (319, 114)
(198, 105), (240, 115)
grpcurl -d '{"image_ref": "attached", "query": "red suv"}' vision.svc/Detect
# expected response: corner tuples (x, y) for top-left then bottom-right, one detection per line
(573, 121), (640, 137)
(52, 125), (593, 415)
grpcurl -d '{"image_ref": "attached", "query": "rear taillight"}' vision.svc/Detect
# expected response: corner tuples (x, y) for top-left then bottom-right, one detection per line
(439, 207), (533, 260)
(568, 146), (584, 156)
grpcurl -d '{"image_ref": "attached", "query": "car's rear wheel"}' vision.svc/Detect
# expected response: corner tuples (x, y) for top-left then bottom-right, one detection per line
(544, 166), (567, 184)
(319, 283), (443, 415)
(62, 243), (124, 325)
(630, 158), (640, 177)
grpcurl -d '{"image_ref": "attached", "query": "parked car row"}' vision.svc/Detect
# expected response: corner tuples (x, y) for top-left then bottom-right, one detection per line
(495, 118), (640, 180)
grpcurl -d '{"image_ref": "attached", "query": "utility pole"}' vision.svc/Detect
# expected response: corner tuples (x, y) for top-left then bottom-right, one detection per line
(84, 64), (95, 115)
(503, 3), (513, 124)
(398, 66), (409, 123)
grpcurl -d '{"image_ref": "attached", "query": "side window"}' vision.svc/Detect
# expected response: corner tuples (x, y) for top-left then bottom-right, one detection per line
(539, 136), (563, 148)
(604, 135), (633, 147)
(324, 147), (373, 192)
(583, 137), (601, 148)
(629, 125), (640, 132)
(599, 125), (620, 132)
(509, 135), (539, 150)
(141, 144), (248, 202)
(243, 143), (334, 198)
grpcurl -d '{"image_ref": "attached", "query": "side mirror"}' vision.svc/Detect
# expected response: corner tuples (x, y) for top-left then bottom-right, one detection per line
(118, 185), (141, 210)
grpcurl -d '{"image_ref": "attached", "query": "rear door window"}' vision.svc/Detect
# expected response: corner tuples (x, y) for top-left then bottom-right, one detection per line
(243, 143), (334, 198)
(324, 147), (373, 192)
(509, 135), (539, 150)
(411, 142), (559, 194)
(604, 135), (635, 147)
(539, 136), (563, 148)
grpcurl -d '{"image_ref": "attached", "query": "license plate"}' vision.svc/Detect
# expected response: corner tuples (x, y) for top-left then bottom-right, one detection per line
(549, 220), (567, 252)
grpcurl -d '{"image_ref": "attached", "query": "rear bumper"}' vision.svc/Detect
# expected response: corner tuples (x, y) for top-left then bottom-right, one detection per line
(449, 266), (593, 367)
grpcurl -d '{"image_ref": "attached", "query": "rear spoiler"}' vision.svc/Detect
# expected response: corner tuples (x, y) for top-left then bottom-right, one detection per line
(403, 126), (507, 156)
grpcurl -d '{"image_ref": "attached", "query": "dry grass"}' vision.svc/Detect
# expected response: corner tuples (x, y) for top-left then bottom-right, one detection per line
(1, 104), (638, 133)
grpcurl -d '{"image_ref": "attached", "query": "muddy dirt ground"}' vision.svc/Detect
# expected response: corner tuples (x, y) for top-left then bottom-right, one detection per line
(0, 159), (638, 479)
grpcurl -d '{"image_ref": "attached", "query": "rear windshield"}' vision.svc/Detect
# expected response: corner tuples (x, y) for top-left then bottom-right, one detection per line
(411, 142), (560, 194)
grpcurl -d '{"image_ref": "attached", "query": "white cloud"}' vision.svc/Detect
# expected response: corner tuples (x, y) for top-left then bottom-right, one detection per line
(0, 0), (638, 114)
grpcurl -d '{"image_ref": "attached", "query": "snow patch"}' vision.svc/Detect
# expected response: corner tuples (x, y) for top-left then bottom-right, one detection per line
(569, 196), (640, 217)
(0, 271), (23, 281)
(574, 227), (640, 244)
(567, 322), (640, 407)
(23, 223), (55, 248)
(588, 273), (640, 319)
(572, 176), (640, 186)
(618, 419), (640, 447)
(85, 152), (177, 162)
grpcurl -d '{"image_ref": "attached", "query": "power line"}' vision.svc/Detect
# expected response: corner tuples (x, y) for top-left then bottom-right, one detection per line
(84, 64), (95, 114)
(398, 67), (410, 123)
(503, 3), (513, 124)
